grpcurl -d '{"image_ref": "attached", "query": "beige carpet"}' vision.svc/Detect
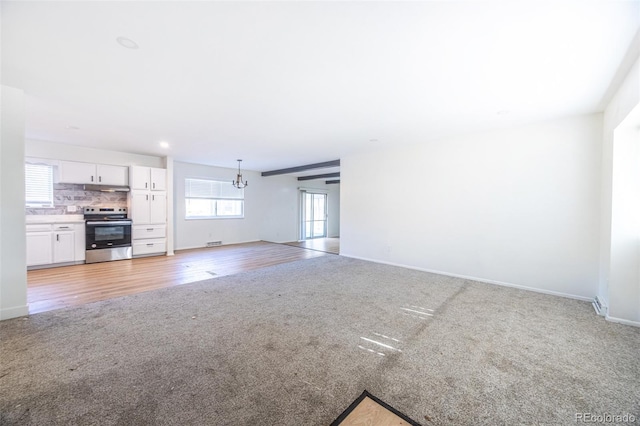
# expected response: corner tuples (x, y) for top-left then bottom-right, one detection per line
(1, 255), (639, 425)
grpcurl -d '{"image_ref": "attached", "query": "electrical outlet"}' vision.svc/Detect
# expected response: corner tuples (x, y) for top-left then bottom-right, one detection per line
(67, 206), (77, 213)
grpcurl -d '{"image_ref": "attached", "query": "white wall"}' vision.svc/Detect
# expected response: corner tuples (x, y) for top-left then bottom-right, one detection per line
(600, 55), (640, 324)
(164, 156), (175, 255)
(327, 185), (340, 238)
(256, 174), (303, 244)
(608, 104), (640, 324)
(258, 179), (340, 242)
(26, 139), (164, 168)
(173, 161), (262, 249)
(341, 114), (602, 300)
(1, 86), (28, 320)
(174, 161), (341, 249)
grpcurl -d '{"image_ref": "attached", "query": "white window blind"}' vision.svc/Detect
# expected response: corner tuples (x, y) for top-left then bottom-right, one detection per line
(185, 178), (244, 219)
(25, 163), (54, 208)
(185, 178), (244, 200)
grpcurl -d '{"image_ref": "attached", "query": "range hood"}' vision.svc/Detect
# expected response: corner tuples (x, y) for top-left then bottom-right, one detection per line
(83, 184), (130, 192)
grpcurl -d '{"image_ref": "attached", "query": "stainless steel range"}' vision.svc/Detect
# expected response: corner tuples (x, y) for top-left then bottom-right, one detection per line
(84, 207), (132, 264)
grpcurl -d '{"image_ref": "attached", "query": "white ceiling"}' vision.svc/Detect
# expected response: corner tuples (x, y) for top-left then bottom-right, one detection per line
(2, 1), (639, 173)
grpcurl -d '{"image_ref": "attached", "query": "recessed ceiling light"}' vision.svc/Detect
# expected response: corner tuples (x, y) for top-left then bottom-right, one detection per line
(369, 138), (379, 143)
(159, 141), (170, 149)
(496, 110), (510, 116)
(66, 125), (80, 130)
(116, 37), (139, 49)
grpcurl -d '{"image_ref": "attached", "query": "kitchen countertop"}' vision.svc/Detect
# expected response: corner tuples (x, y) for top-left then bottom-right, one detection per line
(26, 215), (85, 224)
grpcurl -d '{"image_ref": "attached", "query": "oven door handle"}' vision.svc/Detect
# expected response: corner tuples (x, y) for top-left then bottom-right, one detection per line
(86, 220), (132, 226)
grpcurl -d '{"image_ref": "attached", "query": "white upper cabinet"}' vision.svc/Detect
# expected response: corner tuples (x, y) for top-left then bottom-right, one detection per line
(59, 161), (96, 184)
(150, 168), (167, 191)
(130, 167), (150, 190)
(130, 166), (166, 191)
(59, 160), (128, 186)
(96, 164), (128, 186)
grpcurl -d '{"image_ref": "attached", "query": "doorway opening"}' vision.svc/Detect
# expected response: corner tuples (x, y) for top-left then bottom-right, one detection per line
(301, 192), (327, 240)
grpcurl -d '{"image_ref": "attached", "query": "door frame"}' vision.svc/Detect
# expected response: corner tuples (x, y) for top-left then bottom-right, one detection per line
(299, 190), (328, 240)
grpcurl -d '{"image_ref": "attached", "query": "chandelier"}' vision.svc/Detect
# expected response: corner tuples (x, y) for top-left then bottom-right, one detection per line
(232, 159), (248, 189)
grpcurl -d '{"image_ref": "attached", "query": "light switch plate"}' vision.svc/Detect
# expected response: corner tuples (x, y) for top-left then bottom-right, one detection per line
(67, 206), (77, 212)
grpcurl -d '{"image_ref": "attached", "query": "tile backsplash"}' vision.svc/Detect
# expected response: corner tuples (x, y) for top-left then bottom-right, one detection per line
(26, 183), (127, 215)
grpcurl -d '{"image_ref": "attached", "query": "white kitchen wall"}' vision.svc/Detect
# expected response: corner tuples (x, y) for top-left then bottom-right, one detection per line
(341, 114), (602, 300)
(1, 85), (28, 320)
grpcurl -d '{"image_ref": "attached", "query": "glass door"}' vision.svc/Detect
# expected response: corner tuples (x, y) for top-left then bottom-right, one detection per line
(301, 192), (327, 239)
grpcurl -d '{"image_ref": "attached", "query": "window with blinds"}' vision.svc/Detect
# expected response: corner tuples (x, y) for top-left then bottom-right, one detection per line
(185, 178), (244, 219)
(25, 163), (54, 208)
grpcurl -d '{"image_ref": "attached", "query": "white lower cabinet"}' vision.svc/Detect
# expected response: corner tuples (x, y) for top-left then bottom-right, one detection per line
(52, 224), (75, 264)
(26, 222), (85, 268)
(129, 189), (167, 257)
(53, 231), (75, 263)
(133, 238), (167, 256)
(132, 224), (167, 256)
(133, 224), (166, 240)
(26, 231), (53, 266)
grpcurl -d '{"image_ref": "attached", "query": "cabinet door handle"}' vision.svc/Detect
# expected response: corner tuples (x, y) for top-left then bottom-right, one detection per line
(146, 195), (149, 201)
(56, 234), (59, 241)
(145, 182), (148, 189)
(99, 176), (102, 182)
(152, 182), (155, 189)
(152, 195), (155, 201)
(91, 175), (94, 182)
(147, 243), (154, 247)
(58, 226), (69, 229)
(147, 228), (154, 231)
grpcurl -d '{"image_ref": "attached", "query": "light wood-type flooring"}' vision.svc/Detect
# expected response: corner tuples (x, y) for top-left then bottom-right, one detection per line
(337, 396), (414, 426)
(27, 241), (330, 315)
(284, 237), (340, 254)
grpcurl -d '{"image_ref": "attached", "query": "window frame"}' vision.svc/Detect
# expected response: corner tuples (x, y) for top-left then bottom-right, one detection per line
(184, 177), (245, 220)
(25, 162), (55, 208)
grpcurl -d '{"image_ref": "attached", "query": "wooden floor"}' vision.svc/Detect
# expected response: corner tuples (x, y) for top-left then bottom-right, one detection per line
(337, 396), (414, 426)
(284, 237), (340, 254)
(27, 241), (329, 315)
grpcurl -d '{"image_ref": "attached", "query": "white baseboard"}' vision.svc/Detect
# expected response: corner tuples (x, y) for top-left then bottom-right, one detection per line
(175, 240), (260, 252)
(605, 315), (640, 327)
(340, 253), (593, 302)
(0, 304), (29, 320)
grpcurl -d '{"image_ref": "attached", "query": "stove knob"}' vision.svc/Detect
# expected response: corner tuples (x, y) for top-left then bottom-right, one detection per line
(91, 244), (97, 248)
